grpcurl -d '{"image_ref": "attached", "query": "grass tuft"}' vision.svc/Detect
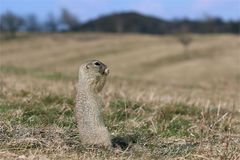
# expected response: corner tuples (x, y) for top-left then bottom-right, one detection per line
(160, 117), (191, 137)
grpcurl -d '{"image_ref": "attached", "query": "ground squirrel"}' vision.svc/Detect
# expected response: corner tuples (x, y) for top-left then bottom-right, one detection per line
(75, 60), (112, 147)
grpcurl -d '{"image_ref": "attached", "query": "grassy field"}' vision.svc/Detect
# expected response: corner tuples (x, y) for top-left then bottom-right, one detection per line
(0, 33), (240, 159)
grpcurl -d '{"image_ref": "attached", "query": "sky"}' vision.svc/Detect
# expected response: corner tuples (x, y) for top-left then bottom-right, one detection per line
(0, 0), (239, 22)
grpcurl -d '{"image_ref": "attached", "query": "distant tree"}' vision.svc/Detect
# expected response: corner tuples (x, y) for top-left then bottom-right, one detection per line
(25, 14), (40, 32)
(115, 15), (124, 33)
(45, 13), (58, 32)
(201, 15), (219, 33)
(177, 26), (193, 58)
(60, 8), (80, 31)
(229, 20), (240, 33)
(0, 11), (24, 37)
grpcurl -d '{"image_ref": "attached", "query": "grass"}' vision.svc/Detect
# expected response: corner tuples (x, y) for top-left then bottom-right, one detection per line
(1, 92), (239, 159)
(0, 33), (240, 159)
(0, 65), (72, 81)
(1, 94), (75, 127)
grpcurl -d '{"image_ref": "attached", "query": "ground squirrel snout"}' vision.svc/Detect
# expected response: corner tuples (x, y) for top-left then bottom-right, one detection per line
(75, 60), (112, 147)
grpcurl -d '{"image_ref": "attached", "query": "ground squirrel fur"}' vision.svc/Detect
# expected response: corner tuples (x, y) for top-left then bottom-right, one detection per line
(75, 60), (111, 147)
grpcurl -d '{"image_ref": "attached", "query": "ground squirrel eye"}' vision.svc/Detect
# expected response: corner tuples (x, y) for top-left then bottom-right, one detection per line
(94, 62), (100, 66)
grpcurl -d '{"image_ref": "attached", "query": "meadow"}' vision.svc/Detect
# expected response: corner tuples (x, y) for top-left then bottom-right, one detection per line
(0, 33), (240, 159)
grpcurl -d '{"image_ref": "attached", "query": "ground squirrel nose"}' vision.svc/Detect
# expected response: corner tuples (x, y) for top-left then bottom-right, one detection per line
(104, 68), (109, 75)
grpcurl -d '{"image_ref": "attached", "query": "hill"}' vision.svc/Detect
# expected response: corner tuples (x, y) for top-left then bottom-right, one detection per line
(79, 12), (239, 34)
(80, 12), (167, 34)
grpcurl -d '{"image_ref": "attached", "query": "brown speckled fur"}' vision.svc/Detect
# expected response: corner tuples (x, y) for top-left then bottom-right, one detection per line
(75, 60), (111, 147)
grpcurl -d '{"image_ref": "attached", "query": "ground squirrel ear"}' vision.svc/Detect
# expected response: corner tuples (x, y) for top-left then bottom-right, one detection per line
(86, 64), (89, 69)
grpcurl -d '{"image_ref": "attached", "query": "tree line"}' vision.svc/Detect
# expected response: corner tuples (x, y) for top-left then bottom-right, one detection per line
(0, 9), (80, 37)
(80, 12), (239, 34)
(0, 9), (239, 37)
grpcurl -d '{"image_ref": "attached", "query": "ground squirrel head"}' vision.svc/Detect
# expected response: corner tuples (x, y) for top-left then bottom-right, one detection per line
(79, 60), (109, 92)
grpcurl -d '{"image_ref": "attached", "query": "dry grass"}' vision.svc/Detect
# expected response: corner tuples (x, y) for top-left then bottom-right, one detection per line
(0, 33), (239, 159)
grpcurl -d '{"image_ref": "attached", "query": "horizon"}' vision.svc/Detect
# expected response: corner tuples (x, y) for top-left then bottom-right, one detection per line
(0, 0), (239, 22)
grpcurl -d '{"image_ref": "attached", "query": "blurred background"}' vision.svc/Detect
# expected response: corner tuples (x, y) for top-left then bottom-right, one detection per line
(1, 1), (240, 159)
(0, 0), (239, 106)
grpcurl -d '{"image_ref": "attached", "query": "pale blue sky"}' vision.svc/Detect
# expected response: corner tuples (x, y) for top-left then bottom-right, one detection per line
(0, 0), (239, 21)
